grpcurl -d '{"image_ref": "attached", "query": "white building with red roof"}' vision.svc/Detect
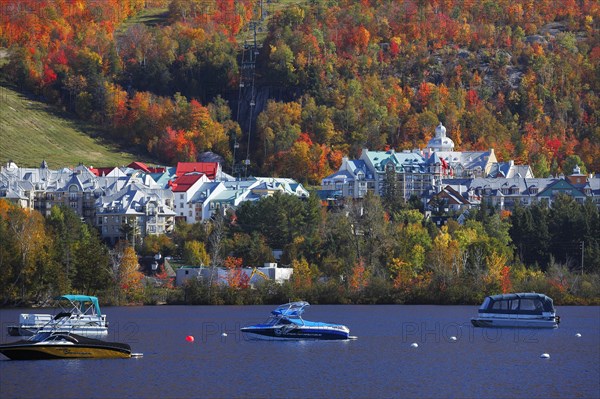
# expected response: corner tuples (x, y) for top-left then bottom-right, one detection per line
(170, 172), (211, 223)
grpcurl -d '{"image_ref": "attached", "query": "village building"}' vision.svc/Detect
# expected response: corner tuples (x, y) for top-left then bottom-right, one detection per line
(1, 160), (310, 244)
(175, 263), (293, 287)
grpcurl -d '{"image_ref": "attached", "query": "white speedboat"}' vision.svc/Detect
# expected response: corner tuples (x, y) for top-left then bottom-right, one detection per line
(241, 301), (354, 340)
(7, 295), (108, 338)
(471, 293), (560, 328)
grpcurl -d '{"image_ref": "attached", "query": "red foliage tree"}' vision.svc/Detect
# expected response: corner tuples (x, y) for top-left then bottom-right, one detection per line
(223, 256), (249, 289)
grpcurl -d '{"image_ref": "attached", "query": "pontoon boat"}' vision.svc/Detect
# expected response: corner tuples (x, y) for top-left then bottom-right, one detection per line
(471, 293), (560, 328)
(7, 295), (108, 338)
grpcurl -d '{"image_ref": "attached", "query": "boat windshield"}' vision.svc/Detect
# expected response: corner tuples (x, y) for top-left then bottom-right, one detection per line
(478, 297), (491, 310)
(29, 331), (52, 342)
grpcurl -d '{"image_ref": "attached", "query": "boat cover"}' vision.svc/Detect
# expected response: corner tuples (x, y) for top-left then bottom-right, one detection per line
(478, 293), (554, 315)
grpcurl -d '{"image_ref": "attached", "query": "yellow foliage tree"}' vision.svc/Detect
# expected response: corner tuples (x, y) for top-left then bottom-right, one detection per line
(292, 258), (313, 290)
(485, 252), (508, 291)
(119, 245), (144, 303)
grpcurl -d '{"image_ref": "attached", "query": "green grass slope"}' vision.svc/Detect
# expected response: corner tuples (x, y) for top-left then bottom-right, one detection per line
(0, 85), (149, 169)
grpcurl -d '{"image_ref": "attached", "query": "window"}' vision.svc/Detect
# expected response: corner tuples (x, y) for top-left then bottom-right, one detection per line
(520, 299), (537, 311)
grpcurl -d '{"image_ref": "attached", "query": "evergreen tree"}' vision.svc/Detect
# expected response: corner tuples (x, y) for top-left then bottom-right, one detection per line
(72, 225), (112, 294)
(47, 205), (83, 283)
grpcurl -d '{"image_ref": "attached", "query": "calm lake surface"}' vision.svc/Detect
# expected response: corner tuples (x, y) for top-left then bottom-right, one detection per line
(0, 305), (598, 399)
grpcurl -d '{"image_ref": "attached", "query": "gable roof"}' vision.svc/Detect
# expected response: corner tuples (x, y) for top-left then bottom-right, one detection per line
(128, 162), (151, 173)
(537, 179), (586, 198)
(89, 167), (116, 177)
(430, 150), (496, 172)
(430, 185), (471, 205)
(170, 173), (205, 192)
(128, 161), (166, 174)
(175, 162), (218, 180)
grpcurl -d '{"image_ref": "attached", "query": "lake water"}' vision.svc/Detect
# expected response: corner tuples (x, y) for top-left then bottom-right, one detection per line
(0, 305), (598, 399)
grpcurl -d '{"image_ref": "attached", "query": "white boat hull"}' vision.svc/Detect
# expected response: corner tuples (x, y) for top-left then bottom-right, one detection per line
(471, 316), (558, 329)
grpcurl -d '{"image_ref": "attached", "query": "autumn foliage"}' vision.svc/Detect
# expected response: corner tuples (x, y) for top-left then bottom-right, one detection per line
(223, 256), (249, 289)
(2, 1), (597, 178)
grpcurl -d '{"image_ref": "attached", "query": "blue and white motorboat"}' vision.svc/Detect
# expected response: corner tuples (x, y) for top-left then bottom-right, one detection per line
(241, 301), (354, 340)
(471, 293), (560, 328)
(7, 295), (109, 338)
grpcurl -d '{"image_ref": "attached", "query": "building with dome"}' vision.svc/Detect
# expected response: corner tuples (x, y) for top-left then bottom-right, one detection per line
(422, 122), (498, 178)
(320, 122), (538, 205)
(427, 123), (455, 152)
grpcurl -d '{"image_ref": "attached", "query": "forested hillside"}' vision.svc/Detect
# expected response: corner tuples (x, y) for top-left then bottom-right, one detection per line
(1, 0), (598, 183)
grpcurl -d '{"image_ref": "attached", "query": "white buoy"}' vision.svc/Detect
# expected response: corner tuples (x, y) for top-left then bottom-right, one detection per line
(450, 336), (457, 341)
(221, 333), (228, 337)
(131, 353), (144, 358)
(410, 343), (418, 348)
(540, 353), (550, 359)
(575, 333), (581, 337)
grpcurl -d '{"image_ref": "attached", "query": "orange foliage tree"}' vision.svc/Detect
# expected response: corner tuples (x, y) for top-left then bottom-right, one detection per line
(223, 256), (249, 289)
(118, 245), (144, 304)
(349, 258), (370, 292)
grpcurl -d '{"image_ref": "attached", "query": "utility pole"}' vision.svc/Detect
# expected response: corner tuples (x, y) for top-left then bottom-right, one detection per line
(581, 241), (584, 276)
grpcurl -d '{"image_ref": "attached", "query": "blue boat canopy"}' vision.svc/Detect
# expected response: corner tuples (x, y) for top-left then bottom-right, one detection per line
(56, 295), (102, 316)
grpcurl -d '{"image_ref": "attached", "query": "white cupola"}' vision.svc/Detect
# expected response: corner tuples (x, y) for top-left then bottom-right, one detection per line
(427, 122), (455, 152)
